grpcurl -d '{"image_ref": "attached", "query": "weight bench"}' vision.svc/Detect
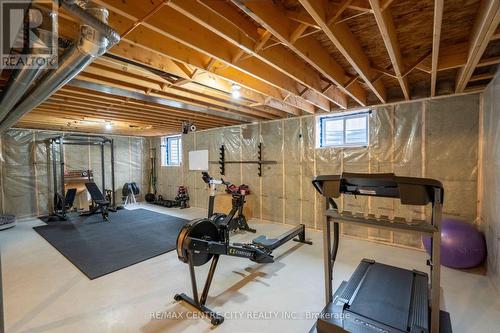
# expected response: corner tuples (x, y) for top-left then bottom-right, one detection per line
(64, 188), (77, 209)
(80, 182), (110, 221)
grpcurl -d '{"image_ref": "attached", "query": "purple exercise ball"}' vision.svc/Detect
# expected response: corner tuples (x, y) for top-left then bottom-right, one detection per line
(422, 218), (486, 269)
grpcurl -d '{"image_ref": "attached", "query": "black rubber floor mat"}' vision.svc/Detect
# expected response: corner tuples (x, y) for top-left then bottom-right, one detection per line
(34, 209), (187, 279)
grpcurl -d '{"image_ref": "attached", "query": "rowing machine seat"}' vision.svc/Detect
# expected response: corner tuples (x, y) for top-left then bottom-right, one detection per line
(252, 235), (278, 248)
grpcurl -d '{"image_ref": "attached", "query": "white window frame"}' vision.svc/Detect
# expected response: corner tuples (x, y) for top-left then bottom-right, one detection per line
(317, 111), (370, 148)
(161, 135), (182, 166)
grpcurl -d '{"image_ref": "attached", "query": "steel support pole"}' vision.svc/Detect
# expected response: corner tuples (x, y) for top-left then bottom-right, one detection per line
(51, 140), (58, 212)
(59, 139), (65, 215)
(110, 139), (116, 207)
(100, 143), (105, 191)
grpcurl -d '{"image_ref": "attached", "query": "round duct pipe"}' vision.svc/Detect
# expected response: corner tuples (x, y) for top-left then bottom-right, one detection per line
(0, 4), (120, 132)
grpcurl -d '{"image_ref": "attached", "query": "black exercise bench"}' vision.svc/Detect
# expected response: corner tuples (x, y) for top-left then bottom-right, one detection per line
(80, 182), (110, 221)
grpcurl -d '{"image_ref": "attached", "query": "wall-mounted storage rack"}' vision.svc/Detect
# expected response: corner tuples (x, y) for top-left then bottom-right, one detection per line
(209, 143), (277, 177)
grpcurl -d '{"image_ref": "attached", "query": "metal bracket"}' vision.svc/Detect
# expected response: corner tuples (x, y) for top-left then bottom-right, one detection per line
(210, 143), (277, 177)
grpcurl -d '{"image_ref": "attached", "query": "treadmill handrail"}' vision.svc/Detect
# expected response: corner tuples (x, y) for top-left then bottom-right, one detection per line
(312, 173), (443, 333)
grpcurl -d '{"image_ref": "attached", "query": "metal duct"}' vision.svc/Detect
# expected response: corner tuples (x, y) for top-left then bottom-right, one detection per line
(0, 5), (120, 132)
(0, 67), (42, 122)
(0, 12), (57, 123)
(60, 0), (120, 46)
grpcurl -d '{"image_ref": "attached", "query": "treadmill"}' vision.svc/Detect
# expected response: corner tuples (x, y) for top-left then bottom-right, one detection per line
(311, 173), (451, 333)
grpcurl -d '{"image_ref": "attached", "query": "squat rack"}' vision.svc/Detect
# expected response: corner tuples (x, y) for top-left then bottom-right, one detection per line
(48, 134), (116, 216)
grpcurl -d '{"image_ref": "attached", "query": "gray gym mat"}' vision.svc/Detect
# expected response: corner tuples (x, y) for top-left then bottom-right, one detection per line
(34, 209), (188, 279)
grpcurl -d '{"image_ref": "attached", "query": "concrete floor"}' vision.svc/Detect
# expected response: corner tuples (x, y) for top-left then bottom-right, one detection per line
(1, 203), (499, 333)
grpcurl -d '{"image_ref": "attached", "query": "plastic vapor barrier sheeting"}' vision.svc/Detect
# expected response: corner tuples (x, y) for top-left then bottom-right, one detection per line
(0, 129), (149, 218)
(159, 94), (480, 249)
(482, 73), (500, 291)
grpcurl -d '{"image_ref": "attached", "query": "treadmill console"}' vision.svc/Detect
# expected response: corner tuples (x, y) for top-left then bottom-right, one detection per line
(313, 172), (443, 206)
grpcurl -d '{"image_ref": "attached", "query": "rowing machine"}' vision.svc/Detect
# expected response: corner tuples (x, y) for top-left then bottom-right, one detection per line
(202, 171), (256, 233)
(174, 218), (312, 325)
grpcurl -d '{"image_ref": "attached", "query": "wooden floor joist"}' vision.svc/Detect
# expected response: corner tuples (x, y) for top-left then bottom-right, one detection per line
(230, 0), (368, 106)
(299, 0), (387, 103)
(455, 0), (500, 92)
(2, 0), (497, 135)
(369, 0), (411, 100)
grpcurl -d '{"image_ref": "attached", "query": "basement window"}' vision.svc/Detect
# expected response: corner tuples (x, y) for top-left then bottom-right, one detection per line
(317, 111), (370, 148)
(161, 135), (182, 166)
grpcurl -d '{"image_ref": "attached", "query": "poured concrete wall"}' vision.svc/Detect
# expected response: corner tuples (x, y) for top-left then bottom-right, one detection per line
(0, 129), (149, 218)
(482, 73), (500, 292)
(156, 93), (480, 249)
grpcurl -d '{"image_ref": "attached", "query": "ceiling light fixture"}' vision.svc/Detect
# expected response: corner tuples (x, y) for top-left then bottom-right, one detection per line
(231, 84), (241, 99)
(105, 122), (113, 130)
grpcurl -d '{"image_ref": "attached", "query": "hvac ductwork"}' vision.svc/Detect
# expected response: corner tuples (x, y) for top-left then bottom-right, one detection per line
(60, 0), (120, 46)
(0, 2), (120, 132)
(0, 12), (57, 123)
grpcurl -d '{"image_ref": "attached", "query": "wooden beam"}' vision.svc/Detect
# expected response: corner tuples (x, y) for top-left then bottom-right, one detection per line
(342, 0), (372, 13)
(35, 105), (214, 129)
(344, 75), (360, 88)
(57, 9), (307, 115)
(372, 65), (397, 78)
(326, 0), (353, 25)
(230, 0), (367, 106)
(54, 11), (297, 115)
(464, 84), (488, 92)
(121, 1), (168, 38)
(334, 11), (370, 24)
(172, 60), (196, 79)
(478, 55), (500, 67)
(57, 88), (242, 126)
(29, 110), (179, 128)
(254, 30), (272, 52)
(491, 30), (500, 40)
(111, 33), (310, 114)
(369, 0), (410, 100)
(286, 10), (321, 29)
(290, 23), (309, 44)
(195, 0), (262, 42)
(35, 106), (192, 130)
(404, 50), (432, 77)
(300, 0), (387, 103)
(47, 93), (240, 126)
(17, 114), (176, 136)
(380, 0), (397, 11)
(38, 104), (223, 130)
(455, 0), (500, 92)
(75, 72), (276, 120)
(95, 0), (313, 114)
(469, 72), (495, 81)
(168, 0), (336, 110)
(431, 0), (444, 96)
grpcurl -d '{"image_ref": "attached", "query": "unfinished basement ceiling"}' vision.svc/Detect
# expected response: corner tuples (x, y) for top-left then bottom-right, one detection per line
(3, 0), (500, 136)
